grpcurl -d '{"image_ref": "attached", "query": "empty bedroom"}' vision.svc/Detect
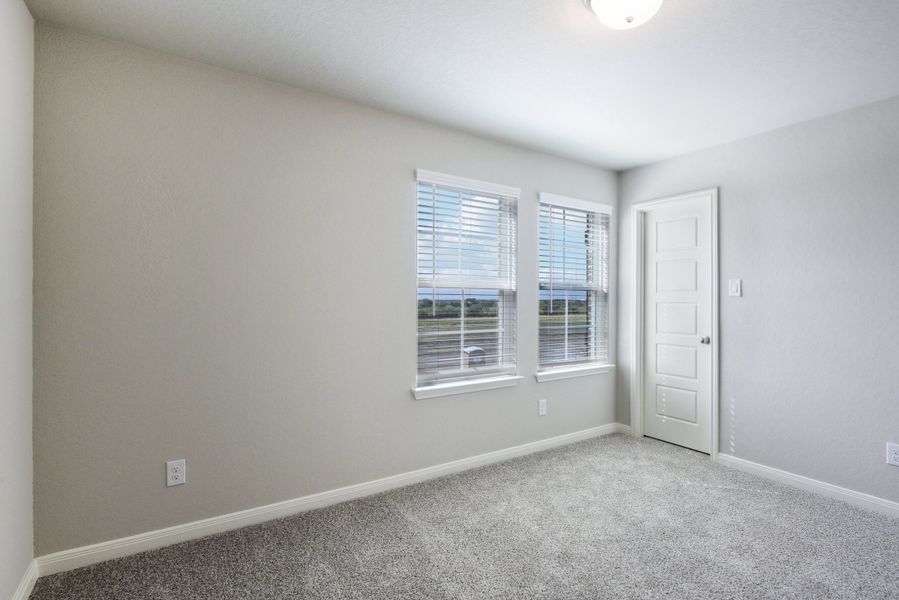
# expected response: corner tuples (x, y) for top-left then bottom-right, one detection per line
(2, 1), (898, 599)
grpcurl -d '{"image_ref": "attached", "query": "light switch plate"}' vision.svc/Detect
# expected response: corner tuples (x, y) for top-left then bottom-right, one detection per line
(728, 279), (742, 297)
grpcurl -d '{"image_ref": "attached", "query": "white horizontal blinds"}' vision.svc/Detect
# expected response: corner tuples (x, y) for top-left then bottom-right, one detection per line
(538, 201), (610, 369)
(417, 172), (518, 385)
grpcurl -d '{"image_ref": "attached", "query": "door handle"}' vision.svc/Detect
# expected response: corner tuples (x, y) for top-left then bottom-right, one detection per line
(700, 336), (711, 345)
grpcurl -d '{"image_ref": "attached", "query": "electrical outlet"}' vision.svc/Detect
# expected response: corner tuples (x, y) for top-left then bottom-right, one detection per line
(887, 443), (899, 467)
(166, 459), (186, 487)
(538, 398), (547, 416)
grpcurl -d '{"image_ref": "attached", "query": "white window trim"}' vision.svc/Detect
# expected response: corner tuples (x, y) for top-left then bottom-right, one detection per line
(535, 363), (615, 383)
(413, 375), (523, 400)
(537, 193), (613, 372)
(415, 170), (520, 391)
(417, 169), (521, 199)
(539, 192), (613, 216)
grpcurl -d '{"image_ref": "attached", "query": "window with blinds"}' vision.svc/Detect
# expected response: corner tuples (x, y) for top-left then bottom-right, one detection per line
(416, 170), (518, 386)
(538, 195), (610, 370)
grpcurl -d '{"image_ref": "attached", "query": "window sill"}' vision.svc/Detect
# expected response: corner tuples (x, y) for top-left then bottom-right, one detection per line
(413, 375), (523, 400)
(535, 364), (615, 383)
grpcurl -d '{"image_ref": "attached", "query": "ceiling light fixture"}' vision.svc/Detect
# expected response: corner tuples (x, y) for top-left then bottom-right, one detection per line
(583, 0), (664, 30)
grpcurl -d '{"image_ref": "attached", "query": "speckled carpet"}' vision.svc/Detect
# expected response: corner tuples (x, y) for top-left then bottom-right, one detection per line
(30, 434), (899, 600)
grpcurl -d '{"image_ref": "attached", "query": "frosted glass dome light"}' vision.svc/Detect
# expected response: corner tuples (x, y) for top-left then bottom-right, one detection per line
(585, 0), (664, 30)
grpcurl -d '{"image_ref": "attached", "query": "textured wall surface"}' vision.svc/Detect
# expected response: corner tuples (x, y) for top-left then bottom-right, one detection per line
(0, 0), (35, 595)
(618, 96), (899, 503)
(33, 25), (617, 555)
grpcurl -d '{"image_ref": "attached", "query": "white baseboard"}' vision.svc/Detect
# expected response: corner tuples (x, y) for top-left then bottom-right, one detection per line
(11, 560), (38, 600)
(37, 422), (630, 577)
(717, 453), (899, 518)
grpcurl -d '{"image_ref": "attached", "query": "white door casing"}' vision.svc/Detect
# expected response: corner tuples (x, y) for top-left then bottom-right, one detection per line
(633, 190), (718, 455)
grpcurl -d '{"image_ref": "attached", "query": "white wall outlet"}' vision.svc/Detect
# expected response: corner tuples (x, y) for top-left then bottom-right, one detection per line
(887, 443), (899, 467)
(538, 398), (547, 416)
(728, 279), (742, 297)
(166, 459), (186, 487)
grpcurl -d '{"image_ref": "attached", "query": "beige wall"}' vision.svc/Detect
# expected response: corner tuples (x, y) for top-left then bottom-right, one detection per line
(33, 25), (618, 555)
(618, 96), (899, 503)
(0, 0), (35, 594)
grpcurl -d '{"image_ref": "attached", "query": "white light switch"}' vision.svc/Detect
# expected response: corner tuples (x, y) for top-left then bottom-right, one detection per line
(728, 279), (742, 297)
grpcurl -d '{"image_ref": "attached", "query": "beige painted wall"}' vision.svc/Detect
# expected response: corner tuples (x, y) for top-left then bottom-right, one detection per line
(33, 25), (618, 555)
(618, 96), (899, 503)
(0, 0), (35, 594)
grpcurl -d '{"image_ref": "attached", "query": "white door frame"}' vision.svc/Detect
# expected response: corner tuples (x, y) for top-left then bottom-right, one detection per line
(630, 189), (720, 461)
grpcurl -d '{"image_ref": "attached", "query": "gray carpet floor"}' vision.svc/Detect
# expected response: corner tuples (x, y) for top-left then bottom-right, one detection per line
(30, 434), (899, 600)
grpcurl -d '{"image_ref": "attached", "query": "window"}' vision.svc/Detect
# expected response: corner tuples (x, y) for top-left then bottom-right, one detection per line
(538, 194), (611, 371)
(416, 170), (518, 389)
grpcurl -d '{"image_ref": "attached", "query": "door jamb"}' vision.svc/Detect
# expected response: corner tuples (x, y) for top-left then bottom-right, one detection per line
(630, 189), (719, 461)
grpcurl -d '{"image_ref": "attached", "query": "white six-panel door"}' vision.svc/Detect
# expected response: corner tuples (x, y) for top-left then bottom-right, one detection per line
(642, 191), (714, 453)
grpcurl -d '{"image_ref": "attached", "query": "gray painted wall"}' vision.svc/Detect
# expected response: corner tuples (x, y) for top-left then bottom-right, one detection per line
(33, 25), (618, 555)
(618, 96), (899, 503)
(0, 0), (35, 595)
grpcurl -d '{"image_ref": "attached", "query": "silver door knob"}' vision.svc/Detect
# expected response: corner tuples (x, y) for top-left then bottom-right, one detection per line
(700, 336), (711, 345)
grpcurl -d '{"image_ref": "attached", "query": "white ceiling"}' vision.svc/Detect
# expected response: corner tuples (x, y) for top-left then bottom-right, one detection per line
(25, 0), (899, 169)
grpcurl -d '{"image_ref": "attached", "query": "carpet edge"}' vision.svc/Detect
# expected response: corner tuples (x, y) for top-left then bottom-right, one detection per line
(717, 453), (899, 517)
(36, 423), (631, 577)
